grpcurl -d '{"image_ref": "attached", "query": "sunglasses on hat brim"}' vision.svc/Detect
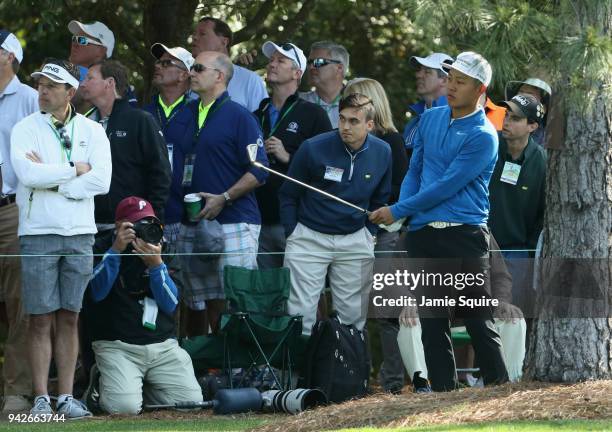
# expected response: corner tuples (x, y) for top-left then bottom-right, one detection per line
(280, 43), (302, 69)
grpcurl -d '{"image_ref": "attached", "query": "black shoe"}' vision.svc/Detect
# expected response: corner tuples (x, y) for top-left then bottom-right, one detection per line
(81, 364), (101, 414)
(412, 372), (432, 393)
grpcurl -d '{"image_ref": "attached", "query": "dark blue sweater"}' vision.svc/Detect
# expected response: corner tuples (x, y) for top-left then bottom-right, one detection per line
(144, 94), (195, 224)
(279, 131), (391, 236)
(182, 92), (269, 225)
(390, 106), (498, 230)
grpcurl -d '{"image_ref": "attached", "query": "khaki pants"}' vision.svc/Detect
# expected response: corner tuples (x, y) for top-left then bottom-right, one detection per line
(397, 319), (527, 382)
(92, 339), (202, 414)
(0, 203), (31, 396)
(284, 223), (375, 335)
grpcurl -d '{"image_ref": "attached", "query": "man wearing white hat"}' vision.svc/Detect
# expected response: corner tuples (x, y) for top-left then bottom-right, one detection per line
(144, 43), (195, 264)
(402, 52), (453, 149)
(255, 41), (331, 269)
(370, 52), (509, 391)
(0, 29), (38, 413)
(10, 59), (112, 417)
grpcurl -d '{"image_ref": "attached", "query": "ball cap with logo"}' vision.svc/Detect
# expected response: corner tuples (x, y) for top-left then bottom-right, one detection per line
(500, 94), (545, 124)
(410, 52), (454, 75)
(442, 51), (492, 87)
(0, 30), (23, 64)
(68, 20), (115, 58)
(31, 62), (80, 89)
(115, 196), (159, 223)
(150, 43), (194, 70)
(262, 41), (307, 74)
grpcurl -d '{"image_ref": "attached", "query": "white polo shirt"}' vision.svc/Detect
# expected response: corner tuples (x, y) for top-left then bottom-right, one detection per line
(0, 76), (38, 194)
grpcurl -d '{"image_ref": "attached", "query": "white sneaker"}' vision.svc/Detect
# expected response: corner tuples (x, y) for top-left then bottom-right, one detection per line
(57, 396), (92, 420)
(2, 395), (31, 412)
(30, 396), (53, 416)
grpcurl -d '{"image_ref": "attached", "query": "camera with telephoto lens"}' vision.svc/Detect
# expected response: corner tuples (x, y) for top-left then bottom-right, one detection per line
(133, 219), (164, 244)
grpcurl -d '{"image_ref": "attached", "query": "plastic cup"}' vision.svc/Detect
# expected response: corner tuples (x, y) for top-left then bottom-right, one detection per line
(184, 193), (202, 222)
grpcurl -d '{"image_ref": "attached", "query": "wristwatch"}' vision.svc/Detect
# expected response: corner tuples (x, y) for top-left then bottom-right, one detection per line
(223, 191), (232, 205)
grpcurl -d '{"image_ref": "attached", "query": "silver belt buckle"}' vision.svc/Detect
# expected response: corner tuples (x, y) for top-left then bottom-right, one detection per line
(429, 221), (448, 229)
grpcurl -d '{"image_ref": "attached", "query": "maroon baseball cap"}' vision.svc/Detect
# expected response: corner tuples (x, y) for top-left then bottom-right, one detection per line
(115, 196), (157, 223)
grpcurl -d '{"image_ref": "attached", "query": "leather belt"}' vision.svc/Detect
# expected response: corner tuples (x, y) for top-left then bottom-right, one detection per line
(427, 221), (463, 229)
(0, 194), (16, 208)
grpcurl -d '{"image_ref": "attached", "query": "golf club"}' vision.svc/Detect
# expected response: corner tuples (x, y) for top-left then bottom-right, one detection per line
(247, 144), (405, 233)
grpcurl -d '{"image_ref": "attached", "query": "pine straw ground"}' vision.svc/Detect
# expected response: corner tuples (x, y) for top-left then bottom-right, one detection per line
(246, 380), (612, 432)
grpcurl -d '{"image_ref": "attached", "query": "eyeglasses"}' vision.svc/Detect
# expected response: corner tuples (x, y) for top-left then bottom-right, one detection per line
(51, 119), (72, 150)
(71, 35), (104, 47)
(155, 59), (186, 70)
(190, 63), (221, 74)
(280, 43), (302, 69)
(307, 58), (341, 68)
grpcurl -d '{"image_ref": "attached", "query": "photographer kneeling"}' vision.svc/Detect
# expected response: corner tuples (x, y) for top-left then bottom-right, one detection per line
(83, 196), (202, 415)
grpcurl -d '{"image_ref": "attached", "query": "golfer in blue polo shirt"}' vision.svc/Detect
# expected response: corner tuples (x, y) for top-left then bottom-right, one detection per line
(370, 51), (509, 392)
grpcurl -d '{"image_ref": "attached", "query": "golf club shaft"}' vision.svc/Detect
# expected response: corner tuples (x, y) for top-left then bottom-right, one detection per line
(253, 161), (370, 215)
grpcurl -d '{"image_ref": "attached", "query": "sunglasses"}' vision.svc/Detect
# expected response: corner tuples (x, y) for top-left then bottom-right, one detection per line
(280, 43), (302, 69)
(155, 59), (186, 70)
(307, 58), (341, 68)
(71, 35), (104, 47)
(190, 63), (221, 74)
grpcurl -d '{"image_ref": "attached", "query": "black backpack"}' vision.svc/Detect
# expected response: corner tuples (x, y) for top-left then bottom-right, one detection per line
(302, 314), (370, 403)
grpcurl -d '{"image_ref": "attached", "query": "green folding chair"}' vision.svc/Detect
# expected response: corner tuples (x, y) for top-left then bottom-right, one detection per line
(182, 265), (302, 390)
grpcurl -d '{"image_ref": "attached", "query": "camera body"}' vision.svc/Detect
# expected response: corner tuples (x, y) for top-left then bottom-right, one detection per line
(133, 219), (164, 244)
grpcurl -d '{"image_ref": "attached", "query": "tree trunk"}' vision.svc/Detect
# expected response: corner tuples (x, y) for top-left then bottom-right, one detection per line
(526, 0), (612, 381)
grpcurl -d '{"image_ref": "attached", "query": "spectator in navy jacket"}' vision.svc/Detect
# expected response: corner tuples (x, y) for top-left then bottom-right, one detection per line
(179, 51), (268, 334)
(280, 93), (391, 335)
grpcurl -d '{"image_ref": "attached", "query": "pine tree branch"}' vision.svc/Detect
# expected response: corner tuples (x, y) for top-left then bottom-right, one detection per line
(233, 0), (277, 45)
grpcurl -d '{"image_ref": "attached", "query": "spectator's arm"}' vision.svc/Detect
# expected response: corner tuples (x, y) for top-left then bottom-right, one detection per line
(142, 113), (171, 221)
(367, 146), (392, 234)
(279, 141), (311, 236)
(489, 235), (513, 303)
(10, 124), (76, 189)
(148, 263), (179, 315)
(90, 248), (121, 302)
(527, 159), (546, 251)
(390, 131), (497, 220)
(58, 123), (112, 199)
(386, 133), (409, 203)
(237, 113), (269, 185)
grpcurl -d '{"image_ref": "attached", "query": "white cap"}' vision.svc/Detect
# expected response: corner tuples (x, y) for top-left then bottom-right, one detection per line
(0, 30), (23, 64)
(68, 20), (115, 57)
(262, 41), (307, 74)
(410, 52), (454, 75)
(150, 43), (194, 70)
(442, 51), (492, 87)
(31, 63), (80, 89)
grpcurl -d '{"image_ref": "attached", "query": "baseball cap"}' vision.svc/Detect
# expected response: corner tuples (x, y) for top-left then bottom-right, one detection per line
(31, 62), (80, 89)
(150, 43), (194, 70)
(115, 196), (158, 223)
(442, 51), (492, 87)
(410, 52), (454, 75)
(500, 94), (545, 124)
(0, 30), (23, 64)
(68, 20), (115, 57)
(505, 77), (552, 100)
(262, 41), (307, 74)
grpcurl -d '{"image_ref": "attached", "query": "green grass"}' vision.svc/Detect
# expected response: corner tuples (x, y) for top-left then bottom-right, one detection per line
(337, 419), (612, 431)
(0, 416), (267, 432)
(0, 418), (609, 432)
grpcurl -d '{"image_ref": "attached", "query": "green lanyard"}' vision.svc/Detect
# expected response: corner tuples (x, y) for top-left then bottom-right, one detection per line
(316, 93), (341, 112)
(260, 100), (298, 138)
(48, 120), (75, 162)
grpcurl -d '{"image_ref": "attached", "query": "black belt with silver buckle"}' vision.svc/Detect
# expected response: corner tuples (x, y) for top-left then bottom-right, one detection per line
(0, 194), (16, 208)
